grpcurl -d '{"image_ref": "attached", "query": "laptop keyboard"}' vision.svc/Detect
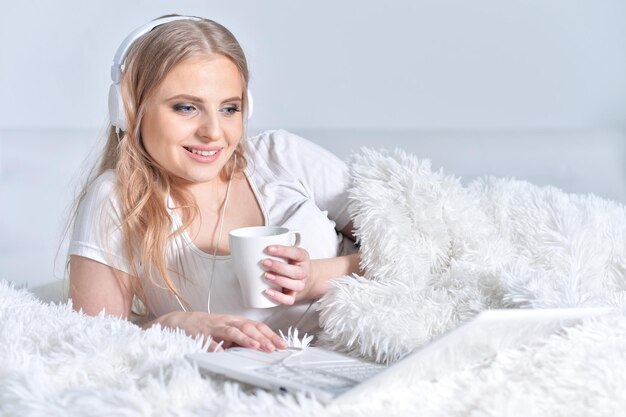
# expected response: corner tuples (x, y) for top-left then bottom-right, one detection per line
(255, 362), (387, 390)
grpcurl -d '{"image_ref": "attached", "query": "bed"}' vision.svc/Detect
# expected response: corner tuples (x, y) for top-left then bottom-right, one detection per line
(2, 130), (626, 416)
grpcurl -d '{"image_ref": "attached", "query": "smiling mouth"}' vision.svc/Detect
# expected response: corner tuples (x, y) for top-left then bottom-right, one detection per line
(183, 146), (219, 157)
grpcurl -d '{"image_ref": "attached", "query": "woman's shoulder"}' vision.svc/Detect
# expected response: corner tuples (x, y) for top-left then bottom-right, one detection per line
(245, 129), (309, 152)
(79, 169), (120, 212)
(85, 170), (117, 197)
(91, 169), (116, 186)
(244, 129), (337, 163)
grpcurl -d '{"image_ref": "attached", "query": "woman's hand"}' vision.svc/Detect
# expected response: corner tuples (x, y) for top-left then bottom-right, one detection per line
(262, 245), (314, 305)
(145, 312), (288, 353)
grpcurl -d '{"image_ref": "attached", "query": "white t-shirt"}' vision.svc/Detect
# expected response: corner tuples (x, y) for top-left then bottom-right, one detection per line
(69, 130), (357, 335)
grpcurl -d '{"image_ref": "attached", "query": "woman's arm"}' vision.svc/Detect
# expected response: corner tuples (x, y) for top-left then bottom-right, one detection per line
(70, 255), (286, 352)
(69, 255), (133, 318)
(306, 253), (361, 299)
(304, 220), (363, 300)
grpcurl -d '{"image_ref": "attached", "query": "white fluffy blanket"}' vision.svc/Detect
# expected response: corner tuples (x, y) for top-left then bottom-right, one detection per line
(318, 148), (626, 362)
(3, 148), (626, 416)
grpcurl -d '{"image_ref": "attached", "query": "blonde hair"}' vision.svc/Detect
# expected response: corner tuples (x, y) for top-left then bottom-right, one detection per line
(72, 15), (250, 312)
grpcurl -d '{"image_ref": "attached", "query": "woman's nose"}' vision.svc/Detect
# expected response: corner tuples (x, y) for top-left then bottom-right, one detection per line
(197, 112), (223, 142)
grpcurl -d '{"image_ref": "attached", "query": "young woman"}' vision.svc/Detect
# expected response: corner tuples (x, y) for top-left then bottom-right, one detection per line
(68, 15), (360, 353)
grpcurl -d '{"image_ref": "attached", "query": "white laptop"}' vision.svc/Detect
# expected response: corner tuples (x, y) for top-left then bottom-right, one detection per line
(187, 307), (610, 404)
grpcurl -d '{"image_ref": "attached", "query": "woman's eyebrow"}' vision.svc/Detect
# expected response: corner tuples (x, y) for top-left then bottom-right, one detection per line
(165, 94), (242, 103)
(165, 94), (203, 102)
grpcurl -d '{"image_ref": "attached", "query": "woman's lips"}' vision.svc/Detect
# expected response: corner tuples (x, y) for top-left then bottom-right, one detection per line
(183, 146), (222, 163)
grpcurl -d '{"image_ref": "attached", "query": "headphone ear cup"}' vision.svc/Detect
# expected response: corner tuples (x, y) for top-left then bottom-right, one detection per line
(108, 83), (126, 131)
(246, 89), (254, 120)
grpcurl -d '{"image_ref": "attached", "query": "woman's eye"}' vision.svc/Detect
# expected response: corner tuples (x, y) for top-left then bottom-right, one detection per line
(173, 104), (196, 113)
(221, 105), (241, 116)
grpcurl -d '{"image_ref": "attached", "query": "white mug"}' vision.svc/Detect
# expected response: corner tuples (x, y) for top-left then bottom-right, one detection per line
(229, 226), (302, 308)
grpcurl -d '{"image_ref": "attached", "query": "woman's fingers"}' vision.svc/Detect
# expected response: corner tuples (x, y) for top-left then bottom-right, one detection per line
(239, 321), (278, 352)
(261, 245), (312, 306)
(265, 287), (297, 305)
(211, 319), (287, 352)
(216, 325), (261, 350)
(262, 259), (306, 281)
(264, 272), (305, 292)
(255, 322), (288, 350)
(266, 245), (309, 263)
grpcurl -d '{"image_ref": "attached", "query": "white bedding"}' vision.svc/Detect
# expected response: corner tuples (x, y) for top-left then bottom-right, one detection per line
(2, 282), (625, 416)
(2, 147), (626, 416)
(319, 147), (626, 363)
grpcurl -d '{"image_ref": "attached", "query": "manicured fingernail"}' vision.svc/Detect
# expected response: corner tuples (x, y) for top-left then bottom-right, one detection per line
(251, 340), (260, 348)
(264, 343), (275, 352)
(279, 341), (288, 349)
(267, 246), (277, 253)
(265, 289), (275, 296)
(265, 273), (275, 281)
(262, 259), (272, 267)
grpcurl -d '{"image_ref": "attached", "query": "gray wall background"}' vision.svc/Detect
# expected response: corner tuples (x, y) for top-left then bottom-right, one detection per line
(1, 0), (625, 132)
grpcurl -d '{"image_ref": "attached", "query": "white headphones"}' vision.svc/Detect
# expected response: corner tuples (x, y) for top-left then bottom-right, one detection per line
(108, 15), (253, 132)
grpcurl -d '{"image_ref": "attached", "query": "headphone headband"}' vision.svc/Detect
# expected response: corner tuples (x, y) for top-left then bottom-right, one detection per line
(108, 15), (252, 132)
(110, 16), (201, 84)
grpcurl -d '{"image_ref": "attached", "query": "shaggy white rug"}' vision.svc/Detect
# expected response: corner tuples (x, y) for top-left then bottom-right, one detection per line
(3, 148), (626, 416)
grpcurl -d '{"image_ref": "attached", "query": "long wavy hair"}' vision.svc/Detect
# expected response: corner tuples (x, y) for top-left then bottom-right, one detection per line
(71, 15), (250, 312)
